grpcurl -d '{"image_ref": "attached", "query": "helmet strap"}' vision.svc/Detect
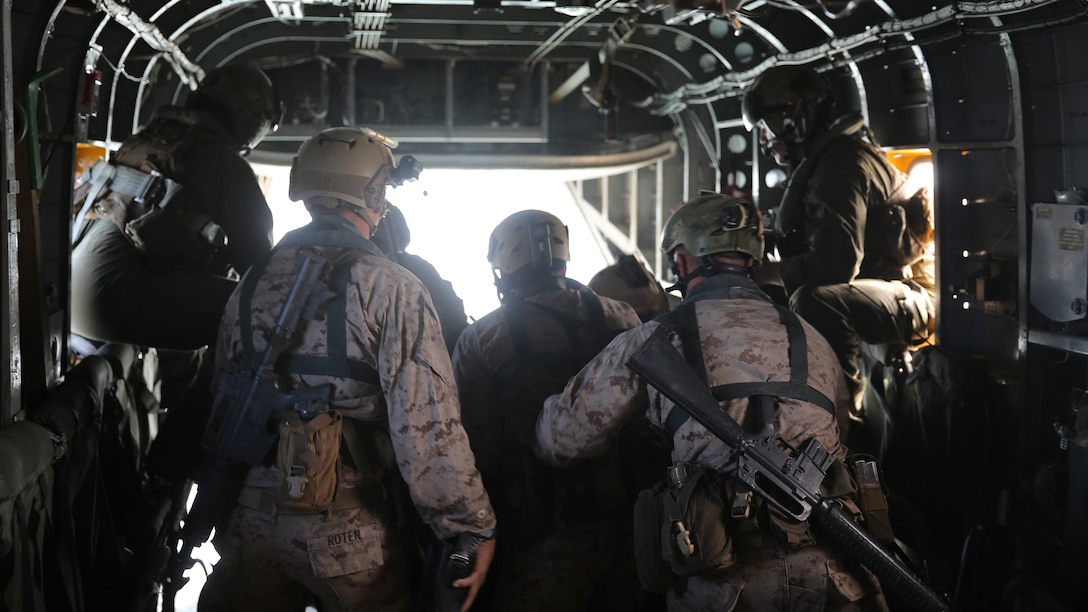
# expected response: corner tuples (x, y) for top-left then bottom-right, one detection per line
(667, 255), (757, 295)
(350, 206), (378, 235)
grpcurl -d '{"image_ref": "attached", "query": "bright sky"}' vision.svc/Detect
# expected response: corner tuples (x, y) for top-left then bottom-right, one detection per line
(252, 164), (612, 322)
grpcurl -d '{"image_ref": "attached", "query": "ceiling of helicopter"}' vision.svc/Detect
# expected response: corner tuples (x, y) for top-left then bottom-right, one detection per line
(44, 0), (1079, 170)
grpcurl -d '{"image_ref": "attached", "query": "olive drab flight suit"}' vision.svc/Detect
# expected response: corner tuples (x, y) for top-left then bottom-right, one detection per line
(200, 215), (496, 612)
(776, 114), (935, 458)
(452, 278), (642, 611)
(71, 105), (274, 349)
(536, 273), (888, 612)
(70, 105), (276, 483)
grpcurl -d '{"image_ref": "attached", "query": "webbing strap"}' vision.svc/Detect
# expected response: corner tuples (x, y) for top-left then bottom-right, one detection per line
(238, 242), (379, 385)
(273, 250), (379, 383)
(662, 302), (834, 437)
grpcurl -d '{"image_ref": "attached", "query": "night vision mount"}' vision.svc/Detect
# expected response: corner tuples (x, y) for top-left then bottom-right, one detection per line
(361, 127), (422, 186)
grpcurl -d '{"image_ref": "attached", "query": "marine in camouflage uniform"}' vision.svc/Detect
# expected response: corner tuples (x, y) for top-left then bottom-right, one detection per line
(199, 127), (496, 612)
(535, 194), (887, 612)
(742, 66), (935, 458)
(452, 210), (643, 611)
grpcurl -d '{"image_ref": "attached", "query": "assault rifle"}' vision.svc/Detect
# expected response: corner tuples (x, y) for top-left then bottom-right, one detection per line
(163, 249), (332, 611)
(419, 533), (487, 612)
(626, 327), (950, 612)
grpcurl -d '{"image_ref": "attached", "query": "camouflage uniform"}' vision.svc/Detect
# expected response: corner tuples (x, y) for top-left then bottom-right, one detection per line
(453, 279), (642, 611)
(200, 215), (496, 612)
(535, 273), (888, 612)
(386, 251), (468, 355)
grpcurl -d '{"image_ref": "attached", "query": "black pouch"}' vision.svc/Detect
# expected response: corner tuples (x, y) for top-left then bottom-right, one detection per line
(633, 483), (674, 593)
(661, 465), (734, 576)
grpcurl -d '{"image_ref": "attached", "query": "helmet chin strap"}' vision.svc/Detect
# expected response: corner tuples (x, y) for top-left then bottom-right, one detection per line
(351, 206), (378, 234)
(666, 255), (758, 295)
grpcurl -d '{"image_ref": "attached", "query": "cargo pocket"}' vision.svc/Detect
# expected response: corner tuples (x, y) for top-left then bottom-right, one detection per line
(307, 522), (385, 579)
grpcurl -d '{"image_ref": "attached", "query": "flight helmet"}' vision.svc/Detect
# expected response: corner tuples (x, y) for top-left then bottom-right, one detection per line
(741, 65), (833, 153)
(186, 64), (282, 152)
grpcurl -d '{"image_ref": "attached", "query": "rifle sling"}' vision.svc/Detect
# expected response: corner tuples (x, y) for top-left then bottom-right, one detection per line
(239, 242), (379, 385)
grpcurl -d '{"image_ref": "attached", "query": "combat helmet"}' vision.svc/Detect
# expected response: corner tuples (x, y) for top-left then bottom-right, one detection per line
(660, 193), (764, 263)
(487, 209), (570, 277)
(588, 255), (669, 322)
(741, 65), (833, 147)
(289, 127), (421, 212)
(186, 64), (282, 152)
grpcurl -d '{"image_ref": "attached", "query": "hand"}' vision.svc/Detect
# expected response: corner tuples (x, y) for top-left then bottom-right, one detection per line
(755, 260), (782, 287)
(453, 537), (496, 612)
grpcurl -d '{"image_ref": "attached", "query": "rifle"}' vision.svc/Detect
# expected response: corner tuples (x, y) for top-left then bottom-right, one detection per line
(162, 249), (332, 611)
(419, 534), (485, 612)
(625, 327), (950, 612)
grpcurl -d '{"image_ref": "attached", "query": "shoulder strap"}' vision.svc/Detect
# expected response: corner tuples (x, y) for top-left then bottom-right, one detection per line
(662, 303), (835, 437)
(239, 246), (380, 385)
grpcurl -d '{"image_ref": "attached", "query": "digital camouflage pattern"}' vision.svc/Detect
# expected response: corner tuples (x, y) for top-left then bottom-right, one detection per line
(208, 218), (495, 609)
(199, 505), (409, 612)
(535, 276), (887, 611)
(452, 283), (642, 611)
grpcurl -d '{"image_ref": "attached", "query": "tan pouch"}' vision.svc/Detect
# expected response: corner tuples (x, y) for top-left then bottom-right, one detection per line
(851, 458), (896, 546)
(276, 410), (343, 513)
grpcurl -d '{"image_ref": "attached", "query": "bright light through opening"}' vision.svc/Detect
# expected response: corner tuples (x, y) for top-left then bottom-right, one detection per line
(252, 164), (612, 322)
(905, 160), (933, 198)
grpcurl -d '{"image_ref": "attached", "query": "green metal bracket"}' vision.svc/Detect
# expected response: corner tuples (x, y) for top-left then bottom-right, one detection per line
(25, 67), (63, 191)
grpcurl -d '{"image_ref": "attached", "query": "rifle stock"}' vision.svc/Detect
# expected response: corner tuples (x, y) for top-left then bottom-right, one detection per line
(626, 326), (950, 612)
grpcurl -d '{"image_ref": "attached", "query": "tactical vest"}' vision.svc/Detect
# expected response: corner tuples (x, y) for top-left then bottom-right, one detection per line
(488, 277), (626, 547)
(652, 275), (842, 549)
(232, 221), (390, 513)
(73, 108), (232, 274)
(654, 276), (835, 439)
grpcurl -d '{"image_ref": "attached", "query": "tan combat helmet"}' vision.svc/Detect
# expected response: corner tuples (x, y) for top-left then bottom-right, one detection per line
(289, 127), (421, 212)
(487, 209), (571, 277)
(588, 255), (668, 322)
